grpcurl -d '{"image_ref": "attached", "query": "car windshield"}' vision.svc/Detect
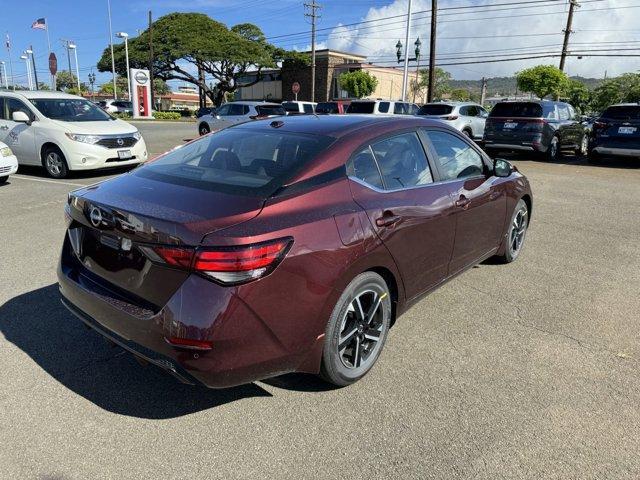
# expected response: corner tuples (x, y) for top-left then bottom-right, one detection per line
(135, 127), (334, 196)
(347, 102), (375, 114)
(490, 102), (551, 118)
(418, 104), (454, 115)
(31, 98), (114, 122)
(601, 106), (640, 120)
(316, 102), (338, 114)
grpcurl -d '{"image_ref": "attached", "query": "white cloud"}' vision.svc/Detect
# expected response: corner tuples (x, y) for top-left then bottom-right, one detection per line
(321, 0), (640, 80)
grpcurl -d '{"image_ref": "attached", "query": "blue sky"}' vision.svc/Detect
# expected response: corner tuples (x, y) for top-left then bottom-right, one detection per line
(1, 0), (638, 90)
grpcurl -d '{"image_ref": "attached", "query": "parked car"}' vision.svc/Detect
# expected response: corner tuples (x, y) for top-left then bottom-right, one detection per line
(282, 101), (317, 115)
(417, 102), (488, 140)
(196, 107), (216, 118)
(316, 100), (351, 114)
(483, 100), (588, 160)
(197, 101), (286, 136)
(0, 141), (18, 183)
(0, 90), (147, 178)
(59, 115), (532, 389)
(346, 99), (419, 115)
(99, 99), (133, 114)
(588, 104), (640, 163)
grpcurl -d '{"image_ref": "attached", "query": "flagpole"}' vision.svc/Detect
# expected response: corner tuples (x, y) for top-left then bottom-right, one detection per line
(44, 18), (54, 89)
(6, 32), (14, 90)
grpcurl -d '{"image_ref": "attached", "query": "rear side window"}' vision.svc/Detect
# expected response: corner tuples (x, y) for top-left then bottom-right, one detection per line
(371, 133), (433, 189)
(393, 103), (407, 115)
(418, 104), (454, 116)
(347, 147), (383, 189)
(303, 103), (314, 114)
(558, 104), (570, 121)
(136, 128), (334, 195)
(282, 102), (300, 113)
(490, 102), (543, 118)
(424, 130), (485, 181)
(347, 102), (375, 114)
(316, 102), (338, 114)
(256, 105), (286, 116)
(378, 102), (390, 113)
(601, 106), (640, 120)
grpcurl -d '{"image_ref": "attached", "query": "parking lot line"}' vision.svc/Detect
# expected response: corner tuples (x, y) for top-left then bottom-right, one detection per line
(10, 175), (86, 188)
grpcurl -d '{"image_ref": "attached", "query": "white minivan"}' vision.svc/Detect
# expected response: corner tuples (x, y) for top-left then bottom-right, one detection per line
(0, 90), (148, 178)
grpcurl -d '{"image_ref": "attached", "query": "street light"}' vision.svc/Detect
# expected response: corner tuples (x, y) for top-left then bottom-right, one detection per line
(396, 37), (422, 102)
(26, 48), (39, 90)
(116, 32), (130, 100)
(68, 43), (81, 93)
(88, 72), (96, 101)
(0, 61), (7, 89)
(20, 54), (32, 90)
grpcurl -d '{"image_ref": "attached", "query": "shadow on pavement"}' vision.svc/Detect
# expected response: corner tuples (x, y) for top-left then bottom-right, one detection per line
(493, 151), (640, 169)
(17, 164), (138, 180)
(0, 284), (272, 419)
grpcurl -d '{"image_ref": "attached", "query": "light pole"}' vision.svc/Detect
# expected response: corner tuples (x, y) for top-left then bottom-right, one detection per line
(396, 37), (421, 102)
(400, 0), (412, 101)
(88, 72), (96, 101)
(26, 47), (39, 90)
(20, 54), (32, 90)
(0, 61), (7, 89)
(116, 32), (130, 100)
(68, 43), (81, 92)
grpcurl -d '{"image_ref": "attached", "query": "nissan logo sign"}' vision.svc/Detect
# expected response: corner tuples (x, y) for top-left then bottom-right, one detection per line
(117, 138), (124, 146)
(89, 206), (103, 227)
(134, 71), (149, 85)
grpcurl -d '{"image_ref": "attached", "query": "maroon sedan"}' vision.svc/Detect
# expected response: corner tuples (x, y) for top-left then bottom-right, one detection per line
(58, 115), (532, 388)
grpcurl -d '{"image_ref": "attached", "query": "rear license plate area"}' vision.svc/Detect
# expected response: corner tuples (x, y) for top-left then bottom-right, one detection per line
(618, 126), (636, 134)
(503, 122), (517, 129)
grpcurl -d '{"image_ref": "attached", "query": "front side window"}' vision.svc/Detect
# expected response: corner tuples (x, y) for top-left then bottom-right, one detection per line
(135, 127), (334, 195)
(216, 104), (231, 116)
(227, 104), (246, 116)
(303, 103), (314, 114)
(371, 132), (433, 189)
(558, 104), (570, 121)
(425, 130), (485, 181)
(347, 147), (383, 189)
(347, 102), (375, 114)
(282, 102), (300, 113)
(393, 103), (407, 115)
(316, 102), (338, 114)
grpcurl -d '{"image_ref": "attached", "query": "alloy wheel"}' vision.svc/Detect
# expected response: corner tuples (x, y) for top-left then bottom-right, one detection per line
(548, 137), (558, 160)
(337, 289), (387, 369)
(580, 135), (588, 156)
(46, 152), (63, 176)
(509, 205), (528, 256)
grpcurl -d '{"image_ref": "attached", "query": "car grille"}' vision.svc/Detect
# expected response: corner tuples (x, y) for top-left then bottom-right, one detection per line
(96, 136), (138, 149)
(0, 166), (12, 174)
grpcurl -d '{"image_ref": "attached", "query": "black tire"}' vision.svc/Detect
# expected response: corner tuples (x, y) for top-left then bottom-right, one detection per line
(587, 150), (601, 164)
(320, 272), (392, 387)
(462, 129), (473, 139)
(42, 146), (69, 179)
(546, 136), (560, 161)
(199, 122), (211, 136)
(496, 199), (529, 263)
(0, 176), (7, 184)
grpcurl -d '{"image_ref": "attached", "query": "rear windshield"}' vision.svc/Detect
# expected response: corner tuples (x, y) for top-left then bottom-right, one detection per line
(490, 102), (555, 119)
(418, 104), (453, 115)
(316, 102), (338, 114)
(347, 102), (375, 114)
(256, 105), (286, 116)
(282, 102), (300, 113)
(135, 127), (334, 196)
(600, 106), (640, 120)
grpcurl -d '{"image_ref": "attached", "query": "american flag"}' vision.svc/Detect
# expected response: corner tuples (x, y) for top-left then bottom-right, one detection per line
(31, 18), (46, 30)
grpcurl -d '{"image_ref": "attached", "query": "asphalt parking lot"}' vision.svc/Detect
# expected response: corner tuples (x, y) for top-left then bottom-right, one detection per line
(1, 121), (639, 479)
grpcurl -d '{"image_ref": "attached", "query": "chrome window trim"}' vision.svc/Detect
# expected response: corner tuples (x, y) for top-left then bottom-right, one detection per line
(348, 173), (487, 194)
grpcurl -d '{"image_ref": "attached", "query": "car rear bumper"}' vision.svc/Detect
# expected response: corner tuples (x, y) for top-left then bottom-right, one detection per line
(57, 236), (305, 388)
(483, 142), (537, 151)
(592, 146), (640, 157)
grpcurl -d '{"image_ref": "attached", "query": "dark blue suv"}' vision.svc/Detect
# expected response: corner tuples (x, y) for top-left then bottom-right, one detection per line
(589, 104), (640, 163)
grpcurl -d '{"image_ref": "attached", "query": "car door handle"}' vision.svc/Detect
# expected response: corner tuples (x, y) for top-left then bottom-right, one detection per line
(375, 212), (402, 227)
(455, 195), (471, 209)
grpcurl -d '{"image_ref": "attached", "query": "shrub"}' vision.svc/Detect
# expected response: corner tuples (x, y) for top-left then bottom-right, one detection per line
(153, 111), (182, 120)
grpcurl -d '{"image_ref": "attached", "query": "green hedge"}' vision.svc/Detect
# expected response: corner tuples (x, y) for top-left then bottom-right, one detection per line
(153, 111), (182, 120)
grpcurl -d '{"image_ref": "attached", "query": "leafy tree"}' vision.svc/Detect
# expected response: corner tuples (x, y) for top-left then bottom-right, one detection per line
(338, 70), (378, 98)
(449, 88), (471, 101)
(516, 65), (568, 100)
(37, 82), (50, 91)
(411, 67), (452, 101)
(564, 79), (591, 114)
(56, 71), (78, 91)
(97, 12), (288, 105)
(591, 73), (640, 112)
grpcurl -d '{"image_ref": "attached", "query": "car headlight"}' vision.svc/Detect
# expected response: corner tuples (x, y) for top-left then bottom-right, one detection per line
(65, 133), (102, 144)
(0, 146), (13, 157)
(132, 131), (142, 140)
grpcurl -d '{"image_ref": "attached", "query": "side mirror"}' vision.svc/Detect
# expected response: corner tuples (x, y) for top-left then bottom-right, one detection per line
(494, 158), (512, 177)
(12, 111), (31, 124)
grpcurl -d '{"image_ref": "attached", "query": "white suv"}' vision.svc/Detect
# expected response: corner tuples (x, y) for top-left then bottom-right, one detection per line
(197, 101), (286, 136)
(0, 90), (147, 178)
(346, 99), (419, 115)
(417, 102), (488, 140)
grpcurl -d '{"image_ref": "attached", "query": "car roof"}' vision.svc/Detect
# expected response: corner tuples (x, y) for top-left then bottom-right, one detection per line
(233, 114), (443, 138)
(1, 90), (84, 100)
(227, 101), (281, 106)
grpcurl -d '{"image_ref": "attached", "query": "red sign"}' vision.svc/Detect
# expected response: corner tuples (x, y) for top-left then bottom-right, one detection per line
(292, 82), (300, 94)
(48, 52), (57, 76)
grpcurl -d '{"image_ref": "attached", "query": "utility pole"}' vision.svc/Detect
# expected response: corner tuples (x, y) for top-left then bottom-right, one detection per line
(149, 10), (154, 108)
(107, 0), (117, 99)
(304, 1), (321, 102)
(401, 0), (412, 101)
(427, 0), (437, 102)
(559, 0), (579, 71)
(480, 77), (487, 106)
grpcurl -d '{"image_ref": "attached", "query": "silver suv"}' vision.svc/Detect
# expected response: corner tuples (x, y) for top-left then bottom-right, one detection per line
(346, 99), (419, 115)
(198, 101), (286, 136)
(417, 102), (488, 140)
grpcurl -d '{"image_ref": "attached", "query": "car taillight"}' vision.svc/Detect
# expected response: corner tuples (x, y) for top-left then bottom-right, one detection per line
(593, 120), (608, 130)
(165, 336), (213, 351)
(142, 237), (293, 285)
(194, 238), (293, 284)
